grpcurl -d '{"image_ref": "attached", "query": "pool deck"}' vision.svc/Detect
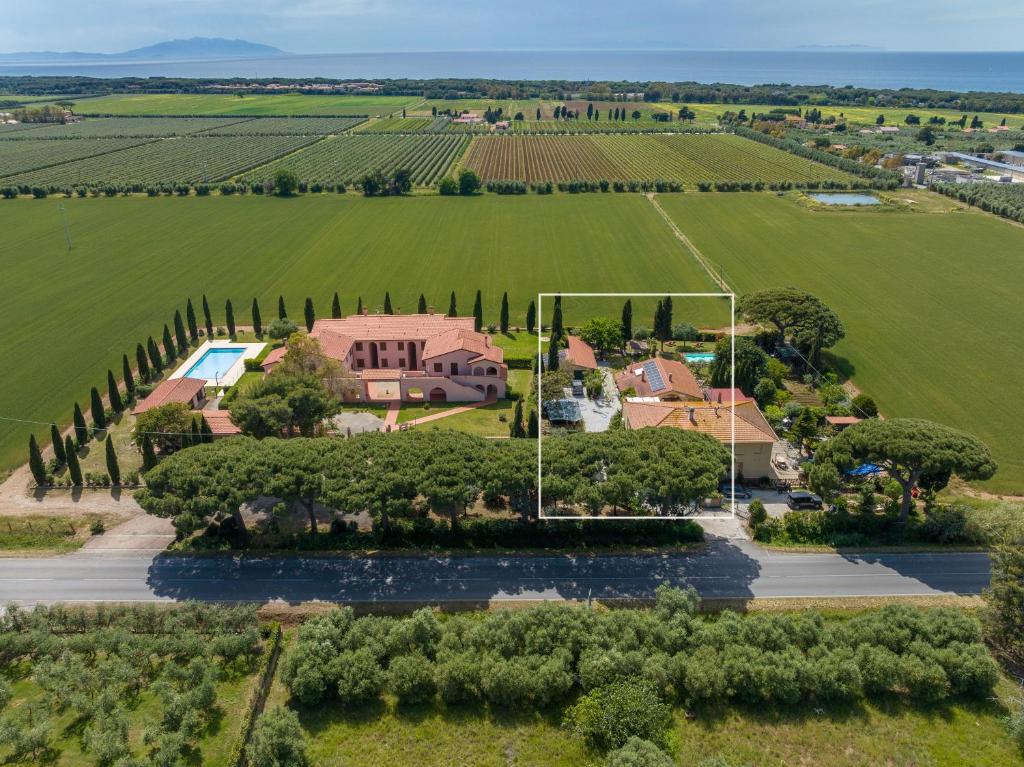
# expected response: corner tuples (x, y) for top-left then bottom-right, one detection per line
(170, 340), (265, 387)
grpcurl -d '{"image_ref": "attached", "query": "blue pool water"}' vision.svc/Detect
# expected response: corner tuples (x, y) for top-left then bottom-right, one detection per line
(685, 352), (716, 363)
(184, 348), (244, 381)
(810, 193), (880, 206)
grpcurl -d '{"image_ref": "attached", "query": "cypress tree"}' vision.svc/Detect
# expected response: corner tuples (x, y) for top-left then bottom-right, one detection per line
(73, 402), (90, 445)
(278, 295), (287, 319)
(50, 423), (66, 465)
(473, 290), (483, 332)
(252, 298), (263, 337)
(225, 299), (236, 337)
(186, 298), (199, 343)
(174, 310), (188, 355)
(202, 294), (213, 336)
(331, 292), (342, 319)
(417, 294), (427, 314)
(107, 369), (124, 414)
(510, 400), (525, 438)
(357, 296), (363, 315)
(162, 324), (176, 362)
(200, 416), (214, 444)
(551, 296), (563, 338)
(621, 299), (633, 344)
(105, 436), (120, 486)
(136, 343), (151, 384)
(28, 434), (47, 487)
(547, 333), (560, 372)
(90, 387), (107, 432)
(527, 410), (539, 439)
(65, 435), (82, 486)
(190, 417), (201, 448)
(663, 295), (673, 330)
(500, 292), (509, 333)
(526, 300), (536, 334)
(304, 297), (315, 331)
(141, 434), (157, 472)
(148, 337), (164, 375)
(448, 291), (457, 317)
(383, 292), (393, 315)
(122, 354), (136, 400)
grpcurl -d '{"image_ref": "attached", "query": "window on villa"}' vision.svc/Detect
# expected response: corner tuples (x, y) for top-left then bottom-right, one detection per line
(399, 359), (406, 367)
(450, 363), (458, 375)
(355, 342), (363, 351)
(380, 342), (387, 351)
(398, 342), (405, 350)
(356, 359), (364, 368)
(381, 359), (389, 367)
(433, 363), (442, 372)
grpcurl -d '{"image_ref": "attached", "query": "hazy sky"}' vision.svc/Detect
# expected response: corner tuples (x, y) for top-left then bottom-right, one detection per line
(3, 0), (1022, 53)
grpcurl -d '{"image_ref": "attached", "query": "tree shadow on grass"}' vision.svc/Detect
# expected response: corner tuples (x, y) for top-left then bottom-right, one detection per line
(821, 350), (856, 384)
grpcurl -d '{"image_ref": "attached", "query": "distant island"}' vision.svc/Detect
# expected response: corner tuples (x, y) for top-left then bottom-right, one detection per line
(0, 37), (287, 63)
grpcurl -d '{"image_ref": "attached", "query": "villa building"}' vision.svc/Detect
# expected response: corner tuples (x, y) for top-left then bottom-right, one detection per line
(288, 311), (507, 403)
(560, 335), (598, 377)
(133, 377), (207, 414)
(614, 357), (703, 401)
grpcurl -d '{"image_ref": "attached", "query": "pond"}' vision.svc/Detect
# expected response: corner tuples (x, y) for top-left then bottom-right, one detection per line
(809, 193), (881, 206)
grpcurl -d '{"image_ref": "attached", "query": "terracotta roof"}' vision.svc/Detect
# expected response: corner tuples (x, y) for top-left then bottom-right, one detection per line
(615, 357), (702, 399)
(826, 416), (863, 425)
(308, 328), (354, 362)
(312, 313), (474, 342)
(704, 387), (749, 405)
(133, 377), (206, 414)
(360, 369), (402, 380)
(421, 327), (503, 363)
(622, 400), (778, 444)
(198, 410), (241, 436)
(260, 346), (287, 369)
(563, 335), (598, 370)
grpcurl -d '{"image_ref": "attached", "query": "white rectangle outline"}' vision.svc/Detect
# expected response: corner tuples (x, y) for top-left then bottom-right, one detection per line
(537, 292), (736, 520)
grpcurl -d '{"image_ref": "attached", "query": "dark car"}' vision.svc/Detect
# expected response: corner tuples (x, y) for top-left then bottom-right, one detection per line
(787, 491), (824, 510)
(571, 379), (585, 397)
(719, 482), (752, 499)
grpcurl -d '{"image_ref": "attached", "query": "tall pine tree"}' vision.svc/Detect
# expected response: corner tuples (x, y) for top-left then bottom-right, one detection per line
(105, 436), (121, 486)
(141, 434), (157, 472)
(621, 299), (633, 344)
(90, 387), (107, 432)
(473, 290), (483, 332)
(73, 402), (90, 445)
(190, 417), (201, 448)
(50, 423), (66, 465)
(304, 297), (315, 331)
(136, 344), (151, 384)
(174, 310), (188, 355)
(547, 333), (560, 371)
(107, 370), (124, 414)
(162, 324), (176, 362)
(200, 416), (214, 444)
(510, 399), (525, 438)
(448, 291), (457, 317)
(225, 300), (236, 337)
(28, 434), (47, 486)
(186, 298), (199, 343)
(417, 294), (427, 313)
(65, 435), (82, 486)
(383, 292), (393, 315)
(527, 410), (539, 439)
(500, 292), (509, 333)
(278, 295), (287, 319)
(252, 298), (263, 337)
(122, 354), (136, 401)
(202, 294), (213, 336)
(356, 296), (363, 315)
(551, 296), (563, 338)
(526, 300), (536, 334)
(331, 292), (342, 319)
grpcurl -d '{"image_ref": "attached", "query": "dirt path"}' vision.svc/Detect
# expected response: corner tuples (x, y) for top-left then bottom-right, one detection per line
(646, 193), (734, 293)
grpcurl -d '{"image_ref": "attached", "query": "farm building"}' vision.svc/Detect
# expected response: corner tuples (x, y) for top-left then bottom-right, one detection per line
(560, 335), (598, 377)
(615, 357), (703, 401)
(283, 310), (509, 403)
(199, 410), (242, 439)
(133, 377), (207, 414)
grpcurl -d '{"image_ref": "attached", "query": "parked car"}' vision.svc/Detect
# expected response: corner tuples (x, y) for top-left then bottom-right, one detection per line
(719, 482), (752, 499)
(571, 379), (585, 397)
(787, 491), (823, 510)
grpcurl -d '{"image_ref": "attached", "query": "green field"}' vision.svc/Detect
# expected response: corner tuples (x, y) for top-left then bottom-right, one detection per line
(657, 193), (1024, 493)
(0, 194), (718, 474)
(67, 93), (425, 116)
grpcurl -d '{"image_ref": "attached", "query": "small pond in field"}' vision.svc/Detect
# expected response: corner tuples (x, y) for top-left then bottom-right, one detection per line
(809, 193), (881, 206)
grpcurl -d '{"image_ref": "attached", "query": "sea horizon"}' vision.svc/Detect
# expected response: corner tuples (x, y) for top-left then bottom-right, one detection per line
(2, 49), (1023, 93)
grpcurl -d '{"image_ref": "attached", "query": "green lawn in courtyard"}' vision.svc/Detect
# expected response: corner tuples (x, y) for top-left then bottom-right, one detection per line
(655, 192), (1024, 493)
(0, 194), (717, 474)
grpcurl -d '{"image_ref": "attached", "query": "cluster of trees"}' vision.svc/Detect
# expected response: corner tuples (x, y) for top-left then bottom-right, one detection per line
(357, 167), (413, 196)
(0, 602), (261, 766)
(437, 169), (482, 195)
(136, 427), (730, 537)
(0, 177), (352, 200)
(932, 181), (1024, 225)
(737, 287), (846, 369)
(279, 586), (999, 717)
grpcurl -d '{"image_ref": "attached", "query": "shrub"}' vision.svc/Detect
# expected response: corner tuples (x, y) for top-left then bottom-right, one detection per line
(246, 706), (309, 767)
(388, 654), (436, 704)
(605, 737), (674, 767)
(434, 653), (483, 703)
(437, 176), (458, 195)
(900, 653), (950, 703)
(748, 498), (767, 529)
(268, 318), (299, 340)
(563, 679), (671, 752)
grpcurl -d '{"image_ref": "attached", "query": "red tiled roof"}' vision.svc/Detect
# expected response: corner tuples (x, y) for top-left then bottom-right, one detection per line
(564, 335), (598, 370)
(421, 327), (503, 363)
(312, 313), (474, 342)
(308, 328), (354, 362)
(826, 416), (863, 425)
(622, 400), (778, 444)
(360, 369), (402, 380)
(133, 377), (206, 414)
(198, 410), (241, 436)
(704, 387), (749, 405)
(615, 357), (702, 399)
(260, 346), (287, 369)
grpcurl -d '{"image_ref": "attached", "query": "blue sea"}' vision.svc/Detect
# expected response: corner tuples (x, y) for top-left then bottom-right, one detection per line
(1, 50), (1023, 92)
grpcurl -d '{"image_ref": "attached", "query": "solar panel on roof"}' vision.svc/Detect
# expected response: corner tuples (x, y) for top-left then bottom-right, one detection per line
(642, 360), (665, 391)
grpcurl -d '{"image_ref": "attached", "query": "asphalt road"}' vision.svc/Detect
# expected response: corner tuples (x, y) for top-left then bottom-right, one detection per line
(0, 541), (991, 605)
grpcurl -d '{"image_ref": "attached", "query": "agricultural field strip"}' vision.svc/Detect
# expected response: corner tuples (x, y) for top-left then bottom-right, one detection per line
(355, 117), (436, 133)
(240, 133), (470, 185)
(0, 116), (368, 139)
(0, 137), (157, 179)
(4, 134), (321, 186)
(463, 133), (852, 183)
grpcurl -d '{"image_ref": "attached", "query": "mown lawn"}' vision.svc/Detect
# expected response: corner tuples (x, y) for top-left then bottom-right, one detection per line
(656, 192), (1024, 494)
(0, 194), (718, 474)
(67, 93), (424, 116)
(0, 514), (111, 554)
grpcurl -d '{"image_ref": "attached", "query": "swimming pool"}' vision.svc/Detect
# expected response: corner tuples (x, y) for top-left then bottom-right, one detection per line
(685, 352), (716, 363)
(809, 193), (880, 206)
(184, 348), (245, 382)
